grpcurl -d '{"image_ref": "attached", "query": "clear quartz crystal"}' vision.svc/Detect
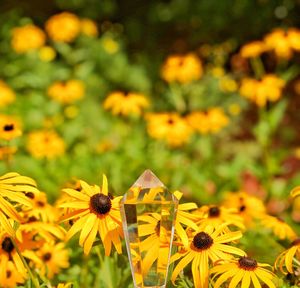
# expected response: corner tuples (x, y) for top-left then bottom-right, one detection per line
(120, 170), (178, 288)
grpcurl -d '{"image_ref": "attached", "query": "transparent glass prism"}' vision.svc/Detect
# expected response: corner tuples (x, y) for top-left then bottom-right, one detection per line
(120, 170), (178, 288)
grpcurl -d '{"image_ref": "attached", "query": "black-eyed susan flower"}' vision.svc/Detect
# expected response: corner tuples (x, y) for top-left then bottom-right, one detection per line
(11, 24), (46, 53)
(26, 130), (65, 159)
(45, 12), (80, 42)
(239, 75), (285, 107)
(275, 238), (300, 274)
(104, 91), (149, 117)
(80, 18), (98, 37)
(240, 41), (268, 58)
(260, 215), (297, 240)
(223, 191), (266, 227)
(288, 28), (300, 51)
(0, 115), (22, 141)
(171, 224), (245, 288)
(0, 172), (38, 236)
(161, 53), (203, 84)
(47, 80), (85, 104)
(0, 80), (16, 107)
(36, 242), (69, 278)
(186, 107), (229, 135)
(210, 256), (277, 288)
(264, 29), (292, 59)
(195, 205), (245, 231)
(0, 260), (25, 288)
(146, 113), (192, 147)
(59, 175), (123, 255)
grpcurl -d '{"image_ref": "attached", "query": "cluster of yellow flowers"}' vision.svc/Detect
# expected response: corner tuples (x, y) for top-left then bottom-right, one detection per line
(1, 170), (300, 287)
(240, 27), (300, 59)
(11, 12), (98, 55)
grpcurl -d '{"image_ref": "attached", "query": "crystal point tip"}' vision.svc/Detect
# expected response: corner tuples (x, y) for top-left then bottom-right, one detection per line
(132, 169), (165, 189)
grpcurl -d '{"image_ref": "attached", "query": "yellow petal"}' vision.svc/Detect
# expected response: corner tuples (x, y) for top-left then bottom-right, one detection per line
(102, 174), (108, 195)
(171, 252), (195, 284)
(79, 213), (97, 246)
(83, 218), (98, 255)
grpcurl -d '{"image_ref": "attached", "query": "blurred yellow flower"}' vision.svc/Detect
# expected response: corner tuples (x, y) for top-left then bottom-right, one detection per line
(11, 24), (46, 53)
(239, 75), (285, 107)
(264, 29), (292, 59)
(45, 12), (80, 42)
(211, 257), (277, 288)
(275, 238), (300, 274)
(228, 103), (241, 116)
(219, 77), (238, 93)
(0, 115), (22, 141)
(260, 215), (296, 240)
(186, 107), (229, 134)
(104, 91), (149, 116)
(210, 66), (225, 78)
(161, 53), (203, 84)
(223, 191), (266, 227)
(240, 41), (267, 58)
(36, 242), (69, 278)
(0, 146), (17, 161)
(0, 260), (25, 287)
(81, 18), (98, 37)
(48, 80), (85, 104)
(0, 80), (16, 107)
(102, 37), (119, 54)
(291, 186), (300, 198)
(64, 105), (79, 119)
(287, 28), (300, 51)
(27, 130), (65, 159)
(146, 113), (192, 147)
(38, 46), (56, 62)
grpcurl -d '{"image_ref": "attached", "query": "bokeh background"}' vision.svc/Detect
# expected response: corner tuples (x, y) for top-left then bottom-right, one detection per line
(1, 1), (300, 285)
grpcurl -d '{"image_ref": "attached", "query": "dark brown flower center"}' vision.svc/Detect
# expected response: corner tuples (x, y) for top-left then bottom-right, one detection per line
(37, 201), (45, 207)
(3, 124), (14, 132)
(1, 237), (14, 253)
(238, 256), (257, 271)
(28, 216), (38, 223)
(43, 252), (52, 261)
(168, 118), (174, 125)
(208, 206), (220, 217)
(6, 270), (11, 278)
(239, 205), (246, 212)
(192, 232), (213, 250)
(291, 238), (300, 247)
(90, 193), (112, 215)
(25, 192), (35, 199)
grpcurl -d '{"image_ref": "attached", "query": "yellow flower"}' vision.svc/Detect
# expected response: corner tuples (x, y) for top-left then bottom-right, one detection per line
(219, 77), (238, 93)
(36, 242), (69, 278)
(287, 28), (300, 51)
(80, 18), (98, 37)
(211, 257), (277, 288)
(264, 29), (292, 59)
(45, 12), (80, 42)
(0, 81), (16, 107)
(27, 130), (65, 159)
(102, 37), (119, 54)
(0, 260), (25, 288)
(223, 191), (266, 227)
(260, 215), (297, 240)
(47, 79), (85, 104)
(239, 75), (285, 107)
(228, 103), (241, 116)
(59, 175), (123, 255)
(171, 224), (245, 288)
(0, 172), (37, 236)
(104, 91), (149, 116)
(0, 115), (22, 141)
(195, 205), (245, 231)
(186, 107), (229, 134)
(146, 113), (193, 147)
(240, 41), (268, 58)
(38, 46), (56, 62)
(57, 283), (73, 288)
(291, 186), (300, 198)
(11, 24), (46, 53)
(161, 53), (203, 84)
(275, 238), (300, 274)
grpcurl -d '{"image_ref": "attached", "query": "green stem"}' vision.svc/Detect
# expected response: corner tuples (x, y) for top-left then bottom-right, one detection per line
(11, 238), (40, 288)
(250, 57), (265, 79)
(169, 83), (186, 113)
(293, 257), (300, 268)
